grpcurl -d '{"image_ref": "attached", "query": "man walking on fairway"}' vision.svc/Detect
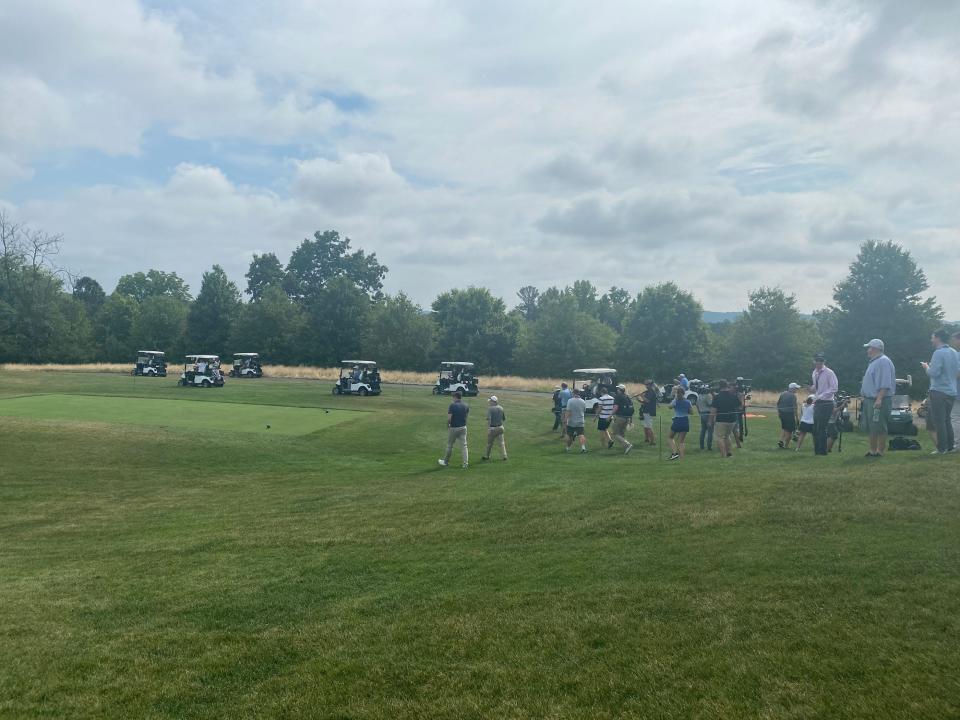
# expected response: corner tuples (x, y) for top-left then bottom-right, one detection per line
(483, 395), (507, 461)
(564, 388), (588, 453)
(596, 386), (615, 449)
(439, 391), (470, 468)
(611, 383), (634, 454)
(777, 383), (801, 449)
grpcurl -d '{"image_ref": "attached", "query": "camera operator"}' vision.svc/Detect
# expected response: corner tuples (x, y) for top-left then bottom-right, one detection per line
(860, 339), (896, 458)
(809, 353), (838, 456)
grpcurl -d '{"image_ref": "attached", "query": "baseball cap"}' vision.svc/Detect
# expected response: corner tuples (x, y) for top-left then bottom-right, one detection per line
(814, 353), (826, 362)
(863, 338), (885, 351)
(488, 395), (498, 403)
(616, 383), (626, 390)
(788, 382), (801, 390)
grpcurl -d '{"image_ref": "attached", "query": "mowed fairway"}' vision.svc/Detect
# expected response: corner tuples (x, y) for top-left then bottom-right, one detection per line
(1, 372), (958, 719)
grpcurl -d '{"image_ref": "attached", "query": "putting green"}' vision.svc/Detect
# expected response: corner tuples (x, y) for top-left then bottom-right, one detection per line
(0, 394), (358, 435)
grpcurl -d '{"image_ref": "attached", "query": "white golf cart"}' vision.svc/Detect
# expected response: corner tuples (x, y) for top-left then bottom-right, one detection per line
(333, 360), (381, 396)
(229, 352), (263, 378)
(180, 354), (226, 388)
(571, 367), (618, 413)
(433, 361), (479, 396)
(132, 350), (167, 377)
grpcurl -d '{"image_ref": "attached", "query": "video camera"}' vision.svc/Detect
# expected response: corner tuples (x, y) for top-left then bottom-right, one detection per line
(735, 377), (752, 399)
(688, 379), (713, 395)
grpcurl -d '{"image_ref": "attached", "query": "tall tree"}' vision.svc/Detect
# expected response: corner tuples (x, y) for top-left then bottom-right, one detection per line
(94, 293), (139, 361)
(616, 282), (708, 382)
(431, 287), (518, 374)
(300, 276), (371, 365)
(284, 230), (387, 302)
(820, 240), (942, 394)
(514, 292), (616, 377)
(516, 285), (540, 321)
(570, 280), (598, 314)
(115, 270), (191, 303)
(72, 276), (106, 315)
(187, 265), (241, 353)
(598, 286), (631, 333)
(131, 296), (188, 357)
(722, 288), (820, 389)
(362, 293), (436, 370)
(230, 286), (305, 364)
(245, 252), (286, 301)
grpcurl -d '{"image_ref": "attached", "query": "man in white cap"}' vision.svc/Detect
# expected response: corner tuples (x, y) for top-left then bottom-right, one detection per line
(776, 382), (802, 449)
(482, 395), (507, 461)
(860, 338), (896, 457)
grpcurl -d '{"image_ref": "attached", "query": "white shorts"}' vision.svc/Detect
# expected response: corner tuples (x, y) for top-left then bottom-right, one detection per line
(643, 417), (654, 429)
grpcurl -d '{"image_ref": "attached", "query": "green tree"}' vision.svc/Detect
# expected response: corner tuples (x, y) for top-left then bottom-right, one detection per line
(820, 240), (942, 394)
(116, 270), (191, 303)
(514, 292), (616, 377)
(570, 280), (598, 314)
(616, 283), (708, 382)
(187, 265), (241, 353)
(300, 276), (371, 365)
(598, 286), (631, 333)
(94, 293), (139, 361)
(431, 287), (518, 374)
(131, 296), (188, 357)
(230, 286), (305, 364)
(362, 293), (435, 370)
(516, 285), (540, 321)
(284, 230), (387, 302)
(721, 288), (820, 389)
(72, 276), (106, 315)
(245, 252), (286, 301)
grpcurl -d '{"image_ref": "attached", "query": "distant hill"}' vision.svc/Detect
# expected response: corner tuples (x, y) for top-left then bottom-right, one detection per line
(702, 311), (741, 324)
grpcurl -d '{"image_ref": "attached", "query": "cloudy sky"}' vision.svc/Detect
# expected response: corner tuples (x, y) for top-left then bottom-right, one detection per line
(2, 0), (958, 313)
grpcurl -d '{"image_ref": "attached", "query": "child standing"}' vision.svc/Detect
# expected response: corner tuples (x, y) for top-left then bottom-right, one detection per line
(795, 395), (816, 452)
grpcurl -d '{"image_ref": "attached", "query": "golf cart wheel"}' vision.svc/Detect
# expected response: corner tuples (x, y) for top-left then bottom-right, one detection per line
(358, 387), (368, 397)
(201, 379), (211, 388)
(432, 386), (440, 395)
(332, 386), (340, 395)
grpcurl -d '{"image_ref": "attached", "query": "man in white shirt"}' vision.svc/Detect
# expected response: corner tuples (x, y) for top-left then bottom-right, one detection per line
(595, 387), (615, 449)
(809, 353), (838, 456)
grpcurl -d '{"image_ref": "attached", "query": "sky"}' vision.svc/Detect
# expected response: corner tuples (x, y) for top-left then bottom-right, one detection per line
(1, 0), (958, 313)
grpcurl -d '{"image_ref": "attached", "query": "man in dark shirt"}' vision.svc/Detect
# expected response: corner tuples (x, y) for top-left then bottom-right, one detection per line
(777, 383), (801, 449)
(610, 383), (634, 454)
(640, 380), (658, 445)
(439, 392), (470, 468)
(709, 380), (742, 458)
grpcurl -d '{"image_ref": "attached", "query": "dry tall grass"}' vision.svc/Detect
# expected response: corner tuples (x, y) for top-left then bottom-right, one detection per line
(0, 362), (786, 403)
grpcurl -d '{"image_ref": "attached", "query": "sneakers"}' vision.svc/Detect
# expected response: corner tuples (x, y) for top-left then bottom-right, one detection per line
(462, 463), (469, 468)
(608, 440), (614, 449)
(481, 456), (489, 462)
(930, 450), (942, 455)
(564, 446), (570, 453)
(580, 447), (588, 454)
(778, 440), (785, 449)
(624, 443), (633, 455)
(669, 453), (680, 460)
(437, 459), (448, 467)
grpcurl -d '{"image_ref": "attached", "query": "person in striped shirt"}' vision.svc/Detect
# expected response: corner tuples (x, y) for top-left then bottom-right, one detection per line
(596, 386), (616, 449)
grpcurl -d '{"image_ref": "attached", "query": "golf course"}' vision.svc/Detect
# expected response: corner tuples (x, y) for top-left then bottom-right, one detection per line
(1, 370), (958, 719)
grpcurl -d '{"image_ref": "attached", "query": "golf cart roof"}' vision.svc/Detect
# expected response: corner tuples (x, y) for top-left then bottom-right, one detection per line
(137, 350), (165, 355)
(441, 361), (474, 367)
(185, 354), (219, 361)
(341, 360), (377, 366)
(233, 353), (259, 357)
(573, 368), (617, 375)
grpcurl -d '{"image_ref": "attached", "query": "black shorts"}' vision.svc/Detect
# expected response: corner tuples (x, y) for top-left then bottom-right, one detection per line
(597, 417), (611, 431)
(566, 426), (585, 439)
(799, 421), (814, 433)
(779, 411), (797, 432)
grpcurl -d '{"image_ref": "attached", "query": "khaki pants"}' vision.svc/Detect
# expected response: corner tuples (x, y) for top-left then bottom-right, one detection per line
(485, 426), (507, 459)
(444, 427), (468, 465)
(611, 416), (630, 446)
(715, 421), (736, 444)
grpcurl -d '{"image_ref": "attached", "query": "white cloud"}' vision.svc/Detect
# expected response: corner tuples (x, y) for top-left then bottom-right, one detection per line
(0, 0), (958, 315)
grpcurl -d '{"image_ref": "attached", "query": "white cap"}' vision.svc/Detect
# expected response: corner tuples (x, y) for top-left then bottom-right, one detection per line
(863, 338), (885, 351)
(616, 383), (626, 390)
(788, 382), (801, 390)
(488, 395), (498, 403)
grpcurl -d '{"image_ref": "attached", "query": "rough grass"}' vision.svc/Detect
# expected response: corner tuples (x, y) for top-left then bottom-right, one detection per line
(2, 373), (955, 718)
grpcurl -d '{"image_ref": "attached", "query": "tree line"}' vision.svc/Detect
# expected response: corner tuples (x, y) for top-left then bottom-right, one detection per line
(0, 211), (950, 393)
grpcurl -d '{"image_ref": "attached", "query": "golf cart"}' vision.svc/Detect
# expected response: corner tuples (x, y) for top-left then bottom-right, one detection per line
(132, 350), (167, 377)
(334, 360), (381, 396)
(866, 374), (918, 436)
(571, 368), (618, 413)
(180, 355), (226, 388)
(229, 352), (263, 378)
(433, 361), (479, 396)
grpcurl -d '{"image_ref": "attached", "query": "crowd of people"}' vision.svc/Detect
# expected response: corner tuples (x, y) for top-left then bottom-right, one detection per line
(434, 330), (960, 469)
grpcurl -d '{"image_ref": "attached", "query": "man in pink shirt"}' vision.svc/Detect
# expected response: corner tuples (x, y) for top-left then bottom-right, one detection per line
(809, 352), (838, 456)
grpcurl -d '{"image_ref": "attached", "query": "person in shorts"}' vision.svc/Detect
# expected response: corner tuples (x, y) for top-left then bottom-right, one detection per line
(696, 386), (714, 451)
(563, 388), (588, 453)
(595, 386), (615, 448)
(438, 392), (470, 468)
(482, 395), (507, 461)
(640, 380), (657, 445)
(777, 383), (801, 449)
(709, 379), (741, 458)
(795, 395), (815, 452)
(668, 387), (693, 460)
(860, 338), (896, 457)
(610, 383), (634, 454)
